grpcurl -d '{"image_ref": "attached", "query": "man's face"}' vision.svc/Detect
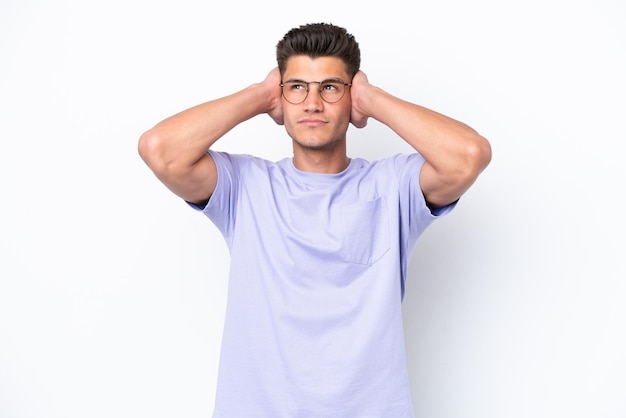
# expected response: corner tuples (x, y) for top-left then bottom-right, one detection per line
(281, 55), (352, 152)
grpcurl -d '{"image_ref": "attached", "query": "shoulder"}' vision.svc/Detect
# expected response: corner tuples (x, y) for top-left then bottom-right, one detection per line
(352, 153), (425, 177)
(209, 150), (279, 173)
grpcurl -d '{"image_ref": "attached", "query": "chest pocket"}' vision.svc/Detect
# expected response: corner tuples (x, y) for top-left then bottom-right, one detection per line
(339, 197), (390, 265)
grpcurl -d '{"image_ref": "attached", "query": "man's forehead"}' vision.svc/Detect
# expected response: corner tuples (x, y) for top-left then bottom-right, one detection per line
(283, 55), (349, 80)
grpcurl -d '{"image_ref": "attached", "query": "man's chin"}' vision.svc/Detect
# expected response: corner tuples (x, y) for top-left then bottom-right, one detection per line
(292, 134), (345, 151)
(293, 140), (334, 152)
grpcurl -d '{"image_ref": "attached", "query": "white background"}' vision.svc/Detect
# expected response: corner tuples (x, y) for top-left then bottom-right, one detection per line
(1, 0), (625, 417)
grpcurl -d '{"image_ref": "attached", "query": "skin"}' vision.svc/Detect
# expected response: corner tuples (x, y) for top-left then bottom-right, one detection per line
(281, 56), (353, 174)
(138, 56), (492, 208)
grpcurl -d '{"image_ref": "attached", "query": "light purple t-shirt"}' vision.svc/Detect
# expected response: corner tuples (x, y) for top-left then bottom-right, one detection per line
(197, 150), (454, 418)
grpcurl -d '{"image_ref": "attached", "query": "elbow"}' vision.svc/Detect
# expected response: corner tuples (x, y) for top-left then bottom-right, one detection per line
(455, 133), (492, 187)
(138, 128), (206, 187)
(138, 128), (170, 175)
(138, 129), (157, 164)
(469, 133), (492, 174)
(424, 133), (492, 207)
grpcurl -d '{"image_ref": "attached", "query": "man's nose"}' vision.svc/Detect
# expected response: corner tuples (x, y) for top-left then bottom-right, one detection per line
(304, 83), (324, 108)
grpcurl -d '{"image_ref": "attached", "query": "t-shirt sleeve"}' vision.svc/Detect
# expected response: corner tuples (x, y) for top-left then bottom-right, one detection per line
(393, 153), (456, 238)
(186, 150), (239, 238)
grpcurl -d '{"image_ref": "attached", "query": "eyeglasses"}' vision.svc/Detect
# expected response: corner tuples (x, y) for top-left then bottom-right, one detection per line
(280, 79), (352, 104)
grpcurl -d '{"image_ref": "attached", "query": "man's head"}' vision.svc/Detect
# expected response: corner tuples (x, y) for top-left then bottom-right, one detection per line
(275, 23), (360, 167)
(276, 23), (361, 79)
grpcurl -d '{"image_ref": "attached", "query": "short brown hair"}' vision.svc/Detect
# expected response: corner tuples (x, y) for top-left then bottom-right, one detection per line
(276, 23), (361, 79)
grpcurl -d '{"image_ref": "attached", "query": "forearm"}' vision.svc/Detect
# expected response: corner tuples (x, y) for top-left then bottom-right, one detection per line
(355, 84), (491, 206)
(360, 86), (489, 173)
(139, 82), (274, 171)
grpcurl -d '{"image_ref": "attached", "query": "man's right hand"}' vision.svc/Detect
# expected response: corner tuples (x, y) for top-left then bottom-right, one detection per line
(263, 68), (284, 126)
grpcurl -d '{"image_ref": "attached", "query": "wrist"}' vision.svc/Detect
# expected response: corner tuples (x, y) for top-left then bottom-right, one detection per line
(248, 81), (280, 115)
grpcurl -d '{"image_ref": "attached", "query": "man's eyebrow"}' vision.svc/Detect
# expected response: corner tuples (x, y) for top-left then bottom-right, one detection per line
(283, 77), (346, 83)
(321, 77), (347, 83)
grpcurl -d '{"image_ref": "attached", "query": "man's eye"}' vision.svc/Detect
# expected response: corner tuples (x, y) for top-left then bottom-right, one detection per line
(291, 83), (306, 90)
(322, 83), (339, 91)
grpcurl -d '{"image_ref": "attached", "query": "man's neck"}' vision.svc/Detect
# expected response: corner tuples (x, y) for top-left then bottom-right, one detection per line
(292, 150), (350, 174)
(291, 138), (351, 174)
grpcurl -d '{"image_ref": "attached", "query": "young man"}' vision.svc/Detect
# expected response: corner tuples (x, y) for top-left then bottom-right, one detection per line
(139, 23), (491, 418)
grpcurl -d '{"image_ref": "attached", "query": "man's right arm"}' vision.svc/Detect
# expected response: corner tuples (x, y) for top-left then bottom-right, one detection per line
(138, 68), (283, 205)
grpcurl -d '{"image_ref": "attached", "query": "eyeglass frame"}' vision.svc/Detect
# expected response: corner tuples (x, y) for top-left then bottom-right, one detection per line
(279, 78), (352, 104)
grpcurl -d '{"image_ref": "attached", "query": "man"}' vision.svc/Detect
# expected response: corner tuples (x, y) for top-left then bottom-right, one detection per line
(139, 22), (491, 418)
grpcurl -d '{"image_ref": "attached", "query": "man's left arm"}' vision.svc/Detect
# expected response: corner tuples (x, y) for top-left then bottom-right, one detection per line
(350, 71), (492, 208)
